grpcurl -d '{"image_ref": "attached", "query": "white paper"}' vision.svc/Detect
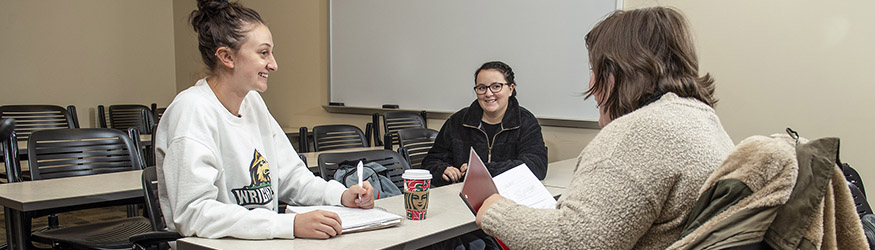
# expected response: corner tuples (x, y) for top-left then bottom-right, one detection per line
(285, 205), (402, 233)
(493, 164), (557, 209)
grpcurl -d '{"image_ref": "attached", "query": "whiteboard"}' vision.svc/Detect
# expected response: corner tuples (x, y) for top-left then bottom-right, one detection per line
(329, 0), (620, 122)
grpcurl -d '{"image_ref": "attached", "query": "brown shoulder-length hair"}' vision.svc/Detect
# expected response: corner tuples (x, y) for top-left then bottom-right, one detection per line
(584, 7), (716, 121)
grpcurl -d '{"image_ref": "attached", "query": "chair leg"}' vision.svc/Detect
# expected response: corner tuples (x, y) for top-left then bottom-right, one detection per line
(127, 204), (140, 217)
(47, 215), (59, 229)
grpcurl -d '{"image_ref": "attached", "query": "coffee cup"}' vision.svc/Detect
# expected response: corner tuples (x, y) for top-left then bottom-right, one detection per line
(402, 169), (432, 220)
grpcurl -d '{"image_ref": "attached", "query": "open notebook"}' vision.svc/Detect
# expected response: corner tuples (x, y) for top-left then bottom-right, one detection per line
(285, 205), (402, 233)
(459, 148), (557, 215)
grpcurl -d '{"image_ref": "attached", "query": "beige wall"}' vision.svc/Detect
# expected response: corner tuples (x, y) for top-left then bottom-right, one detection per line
(172, 1), (875, 199)
(171, 1), (597, 162)
(0, 0), (177, 128)
(4, 0), (868, 202)
(626, 0), (875, 200)
(2, 0), (867, 210)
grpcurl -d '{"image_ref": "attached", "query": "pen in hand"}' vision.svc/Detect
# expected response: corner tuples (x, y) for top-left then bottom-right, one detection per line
(357, 161), (363, 202)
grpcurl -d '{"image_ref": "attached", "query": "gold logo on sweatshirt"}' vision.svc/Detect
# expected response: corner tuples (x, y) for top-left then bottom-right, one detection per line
(232, 149), (275, 206)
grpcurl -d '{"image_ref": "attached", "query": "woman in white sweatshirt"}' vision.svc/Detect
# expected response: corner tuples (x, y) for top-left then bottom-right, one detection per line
(155, 0), (373, 240)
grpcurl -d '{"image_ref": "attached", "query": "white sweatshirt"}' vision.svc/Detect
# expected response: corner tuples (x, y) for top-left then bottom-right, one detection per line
(155, 79), (347, 239)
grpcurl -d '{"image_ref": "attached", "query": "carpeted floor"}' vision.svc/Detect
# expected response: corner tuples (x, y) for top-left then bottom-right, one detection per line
(0, 205), (131, 246)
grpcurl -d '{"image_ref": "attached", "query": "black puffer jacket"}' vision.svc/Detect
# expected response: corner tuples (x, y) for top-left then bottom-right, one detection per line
(421, 96), (547, 187)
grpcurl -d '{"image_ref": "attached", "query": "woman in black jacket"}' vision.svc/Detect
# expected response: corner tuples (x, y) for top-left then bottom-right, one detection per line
(421, 61), (547, 187)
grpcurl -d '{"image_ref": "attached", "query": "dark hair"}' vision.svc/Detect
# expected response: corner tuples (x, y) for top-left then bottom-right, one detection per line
(190, 0), (264, 72)
(584, 7), (716, 121)
(474, 61), (517, 97)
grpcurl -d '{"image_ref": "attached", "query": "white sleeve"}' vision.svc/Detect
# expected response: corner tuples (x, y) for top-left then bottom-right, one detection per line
(271, 123), (347, 206)
(161, 136), (298, 239)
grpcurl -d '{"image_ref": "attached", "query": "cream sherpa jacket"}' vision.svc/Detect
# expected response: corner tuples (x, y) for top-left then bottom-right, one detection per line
(480, 93), (735, 249)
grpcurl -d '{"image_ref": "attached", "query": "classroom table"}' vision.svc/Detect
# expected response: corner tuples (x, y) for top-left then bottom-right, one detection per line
(177, 159), (576, 250)
(0, 170), (144, 250)
(178, 184), (566, 250)
(541, 158), (577, 189)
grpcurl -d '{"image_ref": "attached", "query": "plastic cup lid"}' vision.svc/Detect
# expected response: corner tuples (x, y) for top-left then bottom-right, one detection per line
(402, 169), (432, 180)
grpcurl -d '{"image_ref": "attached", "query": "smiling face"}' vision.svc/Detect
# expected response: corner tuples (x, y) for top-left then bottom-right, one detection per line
(475, 69), (515, 119)
(229, 23), (278, 93)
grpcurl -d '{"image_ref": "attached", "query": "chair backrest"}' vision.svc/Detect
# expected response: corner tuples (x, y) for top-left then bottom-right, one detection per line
(149, 103), (166, 124)
(149, 123), (158, 166)
(850, 182), (873, 217)
(142, 166), (165, 231)
(153, 108), (166, 123)
(842, 163), (866, 196)
(381, 111), (426, 149)
(0, 105), (76, 142)
(128, 127), (151, 168)
(1, 119), (23, 183)
(28, 128), (142, 180)
(98, 105), (108, 128)
(108, 104), (155, 134)
(397, 128), (439, 169)
(0, 118), (14, 142)
(65, 105), (80, 128)
(318, 149), (410, 190)
(297, 127), (310, 153)
(311, 124), (369, 152)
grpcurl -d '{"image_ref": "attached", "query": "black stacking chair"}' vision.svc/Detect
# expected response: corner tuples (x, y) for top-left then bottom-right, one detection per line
(397, 128), (439, 169)
(26, 128), (152, 249)
(317, 149), (410, 190)
(311, 124), (369, 152)
(1, 118), (21, 250)
(130, 166), (182, 250)
(103, 104), (156, 166)
(373, 111), (427, 150)
(0, 105), (79, 227)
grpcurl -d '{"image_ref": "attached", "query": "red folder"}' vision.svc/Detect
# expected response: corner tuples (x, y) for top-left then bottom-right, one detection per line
(459, 148), (498, 214)
(458, 148), (510, 250)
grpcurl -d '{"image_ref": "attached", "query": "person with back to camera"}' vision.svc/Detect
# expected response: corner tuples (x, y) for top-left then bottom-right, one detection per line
(474, 7), (735, 249)
(155, 0), (374, 240)
(420, 61), (548, 188)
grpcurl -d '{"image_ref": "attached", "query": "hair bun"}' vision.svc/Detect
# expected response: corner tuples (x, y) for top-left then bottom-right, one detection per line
(189, 0), (263, 72)
(196, 0), (229, 14)
(191, 0), (230, 32)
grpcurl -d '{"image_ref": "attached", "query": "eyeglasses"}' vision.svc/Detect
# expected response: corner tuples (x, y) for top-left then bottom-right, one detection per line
(473, 82), (509, 95)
